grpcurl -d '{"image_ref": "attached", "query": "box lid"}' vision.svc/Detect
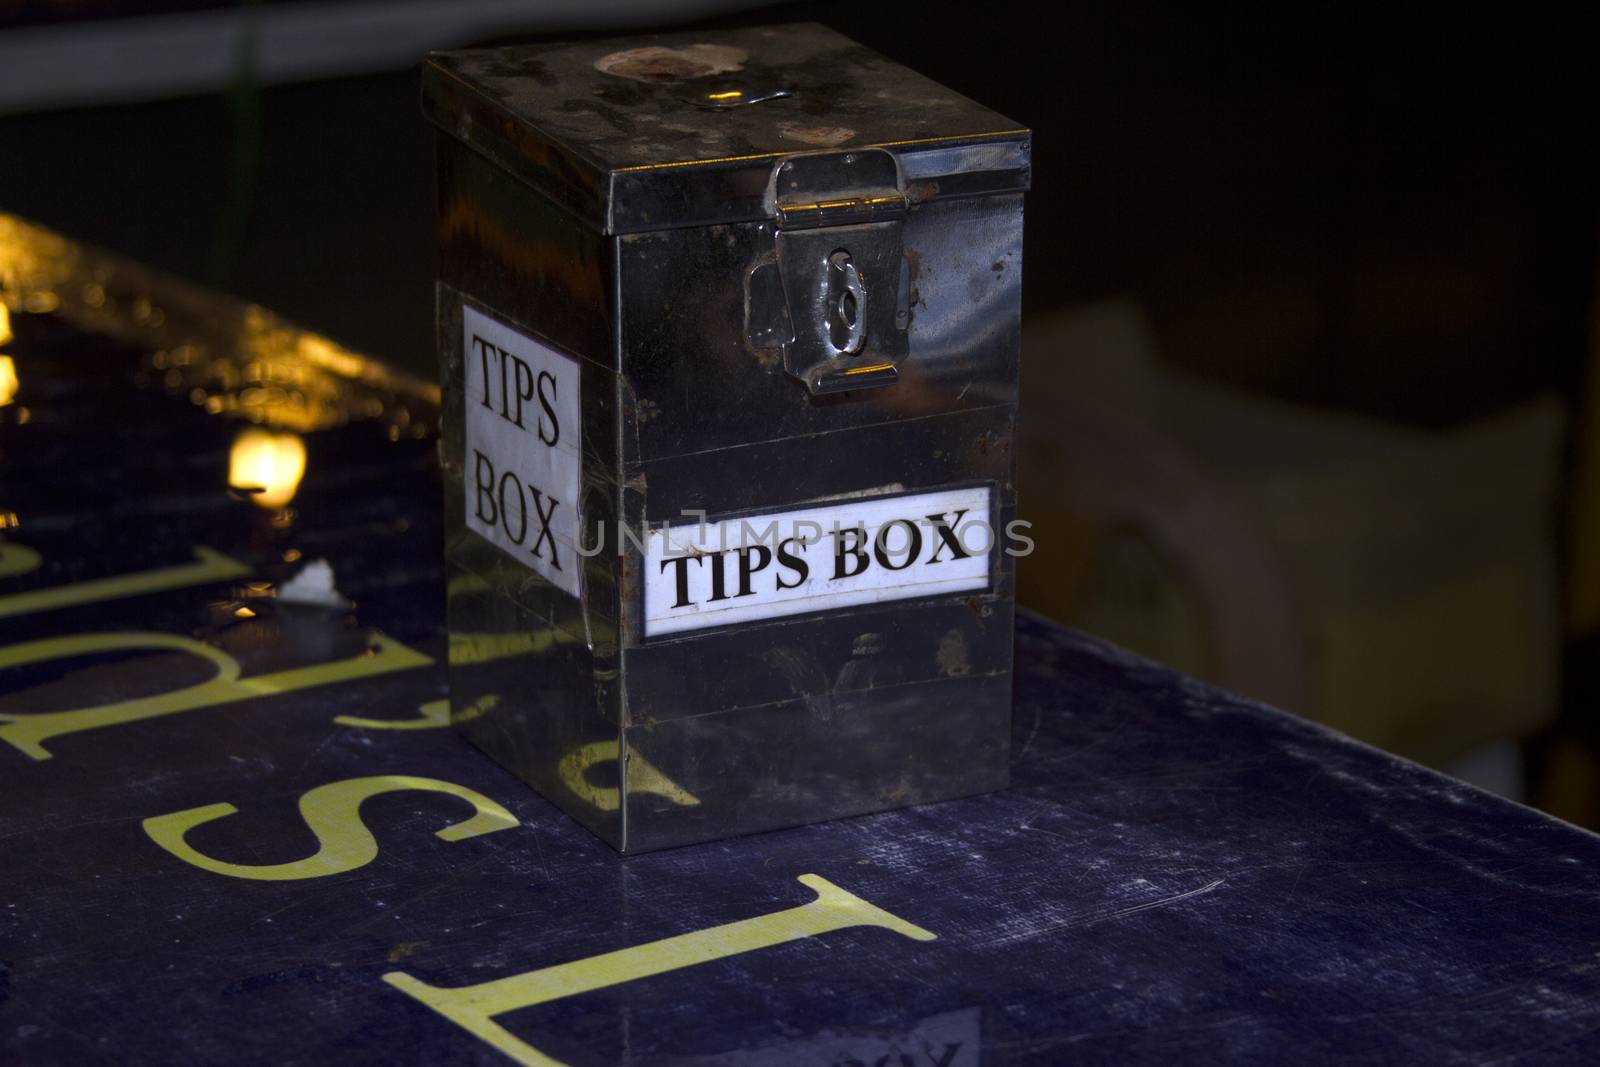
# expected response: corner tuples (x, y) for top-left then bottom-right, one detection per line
(422, 23), (1030, 235)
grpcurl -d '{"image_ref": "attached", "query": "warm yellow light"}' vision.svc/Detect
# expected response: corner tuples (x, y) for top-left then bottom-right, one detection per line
(0, 302), (11, 346)
(228, 427), (306, 509)
(0, 355), (16, 407)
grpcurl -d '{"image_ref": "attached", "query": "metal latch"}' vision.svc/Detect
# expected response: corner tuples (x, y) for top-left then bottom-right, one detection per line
(745, 149), (911, 396)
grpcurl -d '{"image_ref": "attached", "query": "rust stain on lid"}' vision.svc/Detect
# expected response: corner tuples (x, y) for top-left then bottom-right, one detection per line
(777, 123), (856, 147)
(595, 44), (747, 82)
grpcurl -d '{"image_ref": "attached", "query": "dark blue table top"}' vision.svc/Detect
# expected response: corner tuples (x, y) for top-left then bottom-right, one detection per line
(3, 214), (1599, 1065)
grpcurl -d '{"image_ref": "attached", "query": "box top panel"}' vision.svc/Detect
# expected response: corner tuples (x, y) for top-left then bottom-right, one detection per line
(423, 23), (1030, 234)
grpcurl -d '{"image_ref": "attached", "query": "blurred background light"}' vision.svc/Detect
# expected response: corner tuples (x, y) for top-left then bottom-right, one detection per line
(228, 426), (306, 508)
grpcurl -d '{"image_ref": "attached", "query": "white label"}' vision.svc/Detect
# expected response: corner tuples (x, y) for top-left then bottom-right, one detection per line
(462, 304), (582, 598)
(643, 485), (992, 637)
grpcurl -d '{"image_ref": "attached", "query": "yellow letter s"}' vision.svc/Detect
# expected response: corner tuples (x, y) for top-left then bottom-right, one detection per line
(142, 774), (519, 881)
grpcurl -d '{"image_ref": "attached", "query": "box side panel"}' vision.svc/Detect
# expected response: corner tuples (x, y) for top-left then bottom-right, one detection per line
(445, 558), (624, 846)
(437, 134), (615, 370)
(437, 287), (619, 652)
(436, 132), (626, 846)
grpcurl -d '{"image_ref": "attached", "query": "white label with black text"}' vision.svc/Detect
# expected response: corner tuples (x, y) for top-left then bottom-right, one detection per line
(462, 304), (582, 598)
(643, 485), (992, 637)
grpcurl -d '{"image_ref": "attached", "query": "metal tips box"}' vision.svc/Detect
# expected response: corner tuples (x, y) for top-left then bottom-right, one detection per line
(424, 23), (1029, 852)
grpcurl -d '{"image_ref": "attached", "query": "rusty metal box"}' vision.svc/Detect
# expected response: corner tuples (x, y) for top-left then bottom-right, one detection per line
(424, 23), (1029, 852)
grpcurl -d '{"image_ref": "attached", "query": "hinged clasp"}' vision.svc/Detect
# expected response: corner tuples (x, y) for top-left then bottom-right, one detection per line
(744, 149), (911, 396)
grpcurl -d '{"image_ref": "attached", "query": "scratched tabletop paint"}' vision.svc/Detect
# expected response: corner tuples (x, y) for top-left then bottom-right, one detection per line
(4, 214), (1600, 1066)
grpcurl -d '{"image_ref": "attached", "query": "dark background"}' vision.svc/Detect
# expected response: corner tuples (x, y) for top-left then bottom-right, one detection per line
(4, 4), (1593, 419)
(2, 2), (1598, 818)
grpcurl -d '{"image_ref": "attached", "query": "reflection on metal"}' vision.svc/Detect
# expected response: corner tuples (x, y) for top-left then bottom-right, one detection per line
(229, 427), (307, 509)
(693, 82), (794, 109)
(448, 630), (578, 666)
(557, 740), (700, 812)
(0, 213), (437, 432)
(0, 300), (11, 344)
(445, 572), (490, 596)
(449, 693), (500, 725)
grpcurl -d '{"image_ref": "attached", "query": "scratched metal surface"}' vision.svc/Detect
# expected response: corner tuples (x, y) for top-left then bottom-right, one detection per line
(5, 217), (1600, 1065)
(424, 23), (1018, 173)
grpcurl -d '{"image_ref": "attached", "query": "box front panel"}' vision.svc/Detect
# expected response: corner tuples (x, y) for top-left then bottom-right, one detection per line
(613, 193), (1022, 849)
(623, 406), (1018, 722)
(622, 666), (1013, 852)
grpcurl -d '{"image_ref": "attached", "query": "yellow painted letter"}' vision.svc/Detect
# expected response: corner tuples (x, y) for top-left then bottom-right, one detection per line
(0, 546), (249, 619)
(0, 540), (42, 580)
(143, 774), (518, 880)
(0, 630), (431, 759)
(383, 874), (935, 1066)
(334, 698), (453, 731)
